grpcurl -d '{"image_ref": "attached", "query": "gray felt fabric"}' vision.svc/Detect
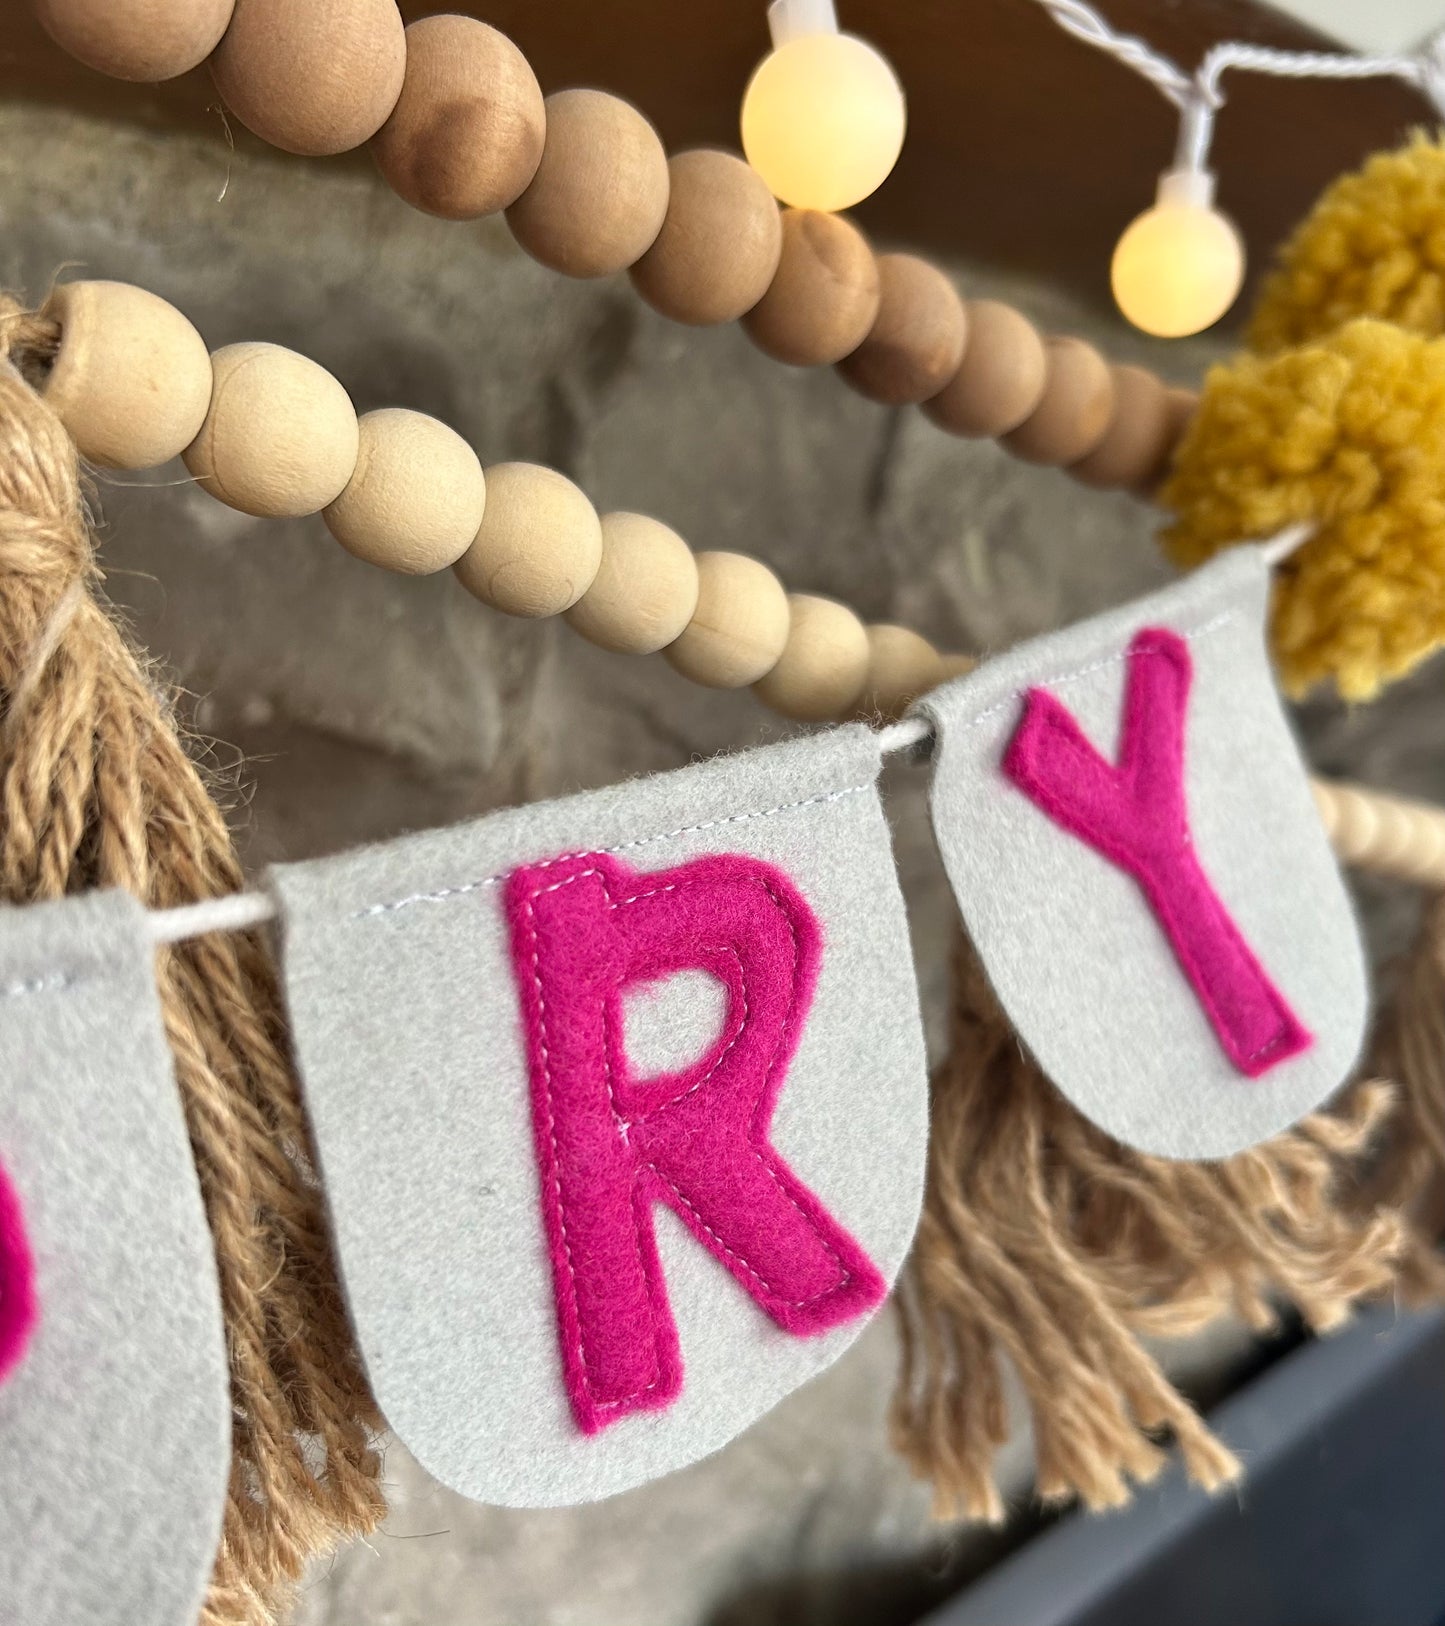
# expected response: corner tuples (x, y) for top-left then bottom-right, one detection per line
(915, 548), (1368, 1161)
(0, 891), (229, 1626)
(268, 725), (928, 1509)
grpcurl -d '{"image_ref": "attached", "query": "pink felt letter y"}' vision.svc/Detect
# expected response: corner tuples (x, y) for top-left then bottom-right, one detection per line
(1002, 626), (1312, 1078)
(507, 851), (885, 1435)
(0, 1156), (37, 1386)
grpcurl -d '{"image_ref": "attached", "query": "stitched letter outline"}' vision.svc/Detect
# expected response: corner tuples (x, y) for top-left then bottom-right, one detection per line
(0, 1156), (37, 1386)
(1002, 626), (1312, 1078)
(506, 852), (885, 1435)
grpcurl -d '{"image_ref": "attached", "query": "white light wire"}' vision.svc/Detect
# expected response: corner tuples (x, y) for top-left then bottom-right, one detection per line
(1031, 0), (1445, 175)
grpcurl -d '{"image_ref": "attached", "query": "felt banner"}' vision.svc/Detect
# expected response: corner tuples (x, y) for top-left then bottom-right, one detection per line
(0, 892), (229, 1626)
(269, 725), (928, 1508)
(917, 546), (1368, 1160)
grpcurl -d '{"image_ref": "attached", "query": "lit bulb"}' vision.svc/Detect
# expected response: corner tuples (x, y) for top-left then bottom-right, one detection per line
(741, 0), (906, 214)
(1111, 170), (1245, 339)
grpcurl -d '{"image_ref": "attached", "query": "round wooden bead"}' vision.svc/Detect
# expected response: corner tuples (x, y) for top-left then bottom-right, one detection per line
(33, 0), (235, 81)
(505, 90), (670, 278)
(742, 210), (881, 368)
(40, 280), (212, 470)
(753, 594), (870, 722)
(453, 462), (602, 618)
(859, 624), (945, 719)
(182, 342), (359, 517)
(629, 149), (782, 326)
(836, 254), (968, 405)
(210, 0), (406, 156)
(370, 16), (544, 220)
(922, 300), (1046, 438)
(1146, 387), (1198, 491)
(564, 511), (699, 654)
(323, 408), (485, 575)
(1000, 337), (1116, 466)
(1068, 365), (1176, 491)
(664, 551), (790, 689)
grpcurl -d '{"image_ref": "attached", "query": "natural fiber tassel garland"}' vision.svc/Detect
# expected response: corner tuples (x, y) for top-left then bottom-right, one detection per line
(892, 927), (1431, 1520)
(0, 305), (385, 1626)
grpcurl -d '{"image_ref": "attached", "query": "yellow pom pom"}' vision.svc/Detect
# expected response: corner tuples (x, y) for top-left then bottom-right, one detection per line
(1250, 133), (1445, 353)
(1160, 317), (1445, 699)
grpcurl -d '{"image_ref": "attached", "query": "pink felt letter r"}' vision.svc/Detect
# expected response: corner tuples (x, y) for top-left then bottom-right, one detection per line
(1003, 626), (1312, 1078)
(507, 851), (884, 1435)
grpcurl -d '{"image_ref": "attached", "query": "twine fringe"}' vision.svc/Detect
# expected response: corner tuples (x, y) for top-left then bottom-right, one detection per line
(892, 928), (1434, 1523)
(0, 299), (385, 1626)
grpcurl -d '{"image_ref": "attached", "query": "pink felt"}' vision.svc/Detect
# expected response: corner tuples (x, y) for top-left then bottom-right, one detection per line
(0, 1155), (37, 1386)
(506, 850), (886, 1436)
(1002, 626), (1312, 1079)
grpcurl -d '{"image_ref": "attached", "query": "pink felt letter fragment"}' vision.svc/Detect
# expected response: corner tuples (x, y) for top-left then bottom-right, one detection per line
(506, 851), (885, 1436)
(1002, 626), (1312, 1078)
(0, 1156), (37, 1386)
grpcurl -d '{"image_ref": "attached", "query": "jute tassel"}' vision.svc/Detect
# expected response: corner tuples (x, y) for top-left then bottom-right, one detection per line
(0, 302), (385, 1624)
(892, 925), (1431, 1523)
(1364, 894), (1445, 1276)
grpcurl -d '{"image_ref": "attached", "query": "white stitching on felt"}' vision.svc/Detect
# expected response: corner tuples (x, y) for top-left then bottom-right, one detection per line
(954, 611), (1236, 734)
(352, 782), (872, 920)
(0, 972), (77, 1001)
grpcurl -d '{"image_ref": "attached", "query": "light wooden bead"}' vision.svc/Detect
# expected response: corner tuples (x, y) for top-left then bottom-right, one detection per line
(860, 624), (945, 719)
(1001, 336), (1116, 466)
(665, 551), (790, 689)
(565, 511), (699, 654)
(210, 0), (406, 156)
(323, 408), (485, 575)
(41, 281), (212, 470)
(938, 652), (977, 681)
(371, 16), (544, 220)
(628, 149), (782, 327)
(182, 342), (359, 517)
(742, 210), (881, 368)
(1144, 386), (1198, 492)
(506, 90), (670, 278)
(923, 300), (1046, 438)
(753, 594), (869, 721)
(837, 254), (968, 406)
(453, 462), (601, 618)
(33, 0), (235, 81)
(1068, 365), (1175, 491)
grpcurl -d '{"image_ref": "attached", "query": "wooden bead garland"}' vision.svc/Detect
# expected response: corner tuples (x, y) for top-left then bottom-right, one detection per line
(323, 408), (486, 575)
(506, 90), (670, 279)
(860, 624), (946, 719)
(182, 341), (359, 517)
(743, 211), (882, 368)
(34, 3), (1199, 500)
(1068, 364), (1177, 492)
(1001, 336), (1116, 466)
(40, 280), (212, 470)
(753, 593), (870, 721)
(665, 551), (791, 688)
(630, 150), (783, 327)
(33, 0), (235, 82)
(453, 461), (602, 618)
(923, 299), (1047, 439)
(210, 0), (406, 157)
(837, 254), (968, 406)
(371, 16), (545, 221)
(565, 511), (699, 655)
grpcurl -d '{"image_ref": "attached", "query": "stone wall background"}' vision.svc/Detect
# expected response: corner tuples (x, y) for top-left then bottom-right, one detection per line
(0, 102), (1437, 1626)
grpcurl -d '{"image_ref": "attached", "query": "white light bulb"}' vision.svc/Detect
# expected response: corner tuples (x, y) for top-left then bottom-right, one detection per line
(1111, 170), (1245, 339)
(741, 0), (906, 214)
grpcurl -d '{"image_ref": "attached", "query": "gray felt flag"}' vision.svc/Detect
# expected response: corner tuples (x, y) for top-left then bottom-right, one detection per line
(0, 891), (229, 1626)
(269, 725), (928, 1508)
(916, 547), (1368, 1161)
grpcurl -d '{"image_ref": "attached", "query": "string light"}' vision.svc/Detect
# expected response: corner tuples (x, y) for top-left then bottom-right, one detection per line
(741, 0), (906, 214)
(1032, 0), (1445, 336)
